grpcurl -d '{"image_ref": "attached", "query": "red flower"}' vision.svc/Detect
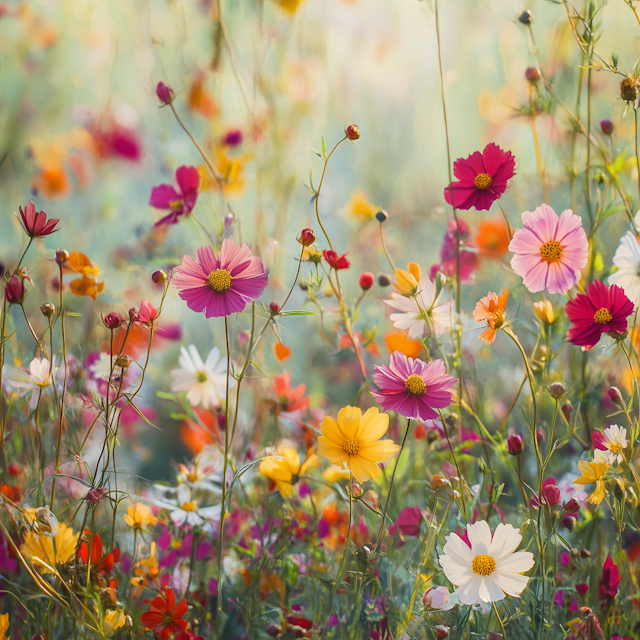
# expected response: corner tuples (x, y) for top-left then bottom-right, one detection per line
(443, 143), (516, 210)
(137, 300), (158, 325)
(4, 273), (33, 305)
(141, 587), (188, 640)
(322, 249), (350, 270)
(78, 533), (121, 586)
(18, 202), (60, 238)
(269, 372), (310, 413)
(565, 280), (634, 351)
(598, 555), (621, 606)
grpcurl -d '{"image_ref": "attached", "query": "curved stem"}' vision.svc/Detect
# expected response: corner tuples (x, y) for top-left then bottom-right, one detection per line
(314, 137), (347, 249)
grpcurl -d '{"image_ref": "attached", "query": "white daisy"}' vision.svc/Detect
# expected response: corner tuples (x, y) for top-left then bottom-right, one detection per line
(153, 461), (222, 504)
(384, 277), (453, 339)
(170, 345), (232, 409)
(439, 521), (534, 605)
(609, 230), (640, 306)
(4, 357), (63, 409)
(601, 424), (629, 465)
(152, 496), (220, 527)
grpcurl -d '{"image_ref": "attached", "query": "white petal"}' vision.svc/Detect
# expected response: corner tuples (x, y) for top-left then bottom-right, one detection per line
(455, 576), (482, 605)
(479, 575), (504, 603)
(178, 346), (196, 372)
(205, 346), (221, 370)
(440, 555), (472, 585)
(488, 523), (521, 560)
(467, 521), (492, 554)
(443, 533), (474, 562)
(493, 570), (529, 598)
(188, 344), (205, 370)
(495, 551), (535, 574)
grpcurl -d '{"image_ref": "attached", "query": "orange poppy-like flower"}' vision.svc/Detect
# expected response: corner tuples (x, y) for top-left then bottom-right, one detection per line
(274, 343), (292, 363)
(475, 218), (510, 258)
(141, 587), (188, 640)
(473, 289), (509, 345)
(61, 252), (105, 300)
(384, 331), (423, 359)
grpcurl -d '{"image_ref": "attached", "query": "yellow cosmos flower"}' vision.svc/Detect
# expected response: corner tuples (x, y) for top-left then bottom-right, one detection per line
(259, 447), (317, 496)
(277, 0), (304, 14)
(123, 502), (158, 531)
(394, 263), (421, 297)
(0, 613), (9, 640)
(573, 460), (609, 505)
(103, 610), (127, 637)
(322, 465), (351, 484)
(317, 406), (401, 484)
(347, 191), (377, 220)
(21, 523), (79, 572)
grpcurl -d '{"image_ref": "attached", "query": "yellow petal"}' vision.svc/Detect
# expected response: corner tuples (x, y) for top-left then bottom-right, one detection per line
(317, 437), (348, 466)
(278, 447), (301, 474)
(259, 458), (292, 483)
(359, 439), (401, 463)
(320, 415), (345, 446)
(408, 262), (422, 282)
(359, 410), (390, 445)
(337, 406), (362, 439)
(300, 453), (318, 475)
(347, 455), (373, 484)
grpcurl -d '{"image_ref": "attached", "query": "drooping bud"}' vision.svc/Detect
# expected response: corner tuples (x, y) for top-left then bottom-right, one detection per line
(359, 272), (375, 291)
(55, 249), (69, 266)
(607, 386), (623, 405)
(378, 273), (392, 287)
(525, 67), (542, 83)
(548, 382), (567, 400)
(156, 81), (174, 105)
(600, 119), (614, 136)
(345, 124), (360, 140)
(518, 9), (533, 24)
(507, 434), (523, 455)
(375, 209), (389, 223)
(40, 302), (55, 317)
(298, 228), (316, 246)
(152, 269), (167, 285)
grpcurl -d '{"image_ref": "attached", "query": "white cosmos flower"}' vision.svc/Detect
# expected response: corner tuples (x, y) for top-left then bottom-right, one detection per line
(609, 230), (640, 306)
(423, 585), (458, 611)
(439, 521), (534, 605)
(601, 424), (629, 465)
(4, 357), (63, 409)
(384, 277), (453, 339)
(152, 496), (220, 527)
(171, 345), (232, 409)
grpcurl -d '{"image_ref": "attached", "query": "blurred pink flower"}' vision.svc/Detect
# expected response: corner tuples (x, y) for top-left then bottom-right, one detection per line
(150, 166), (200, 227)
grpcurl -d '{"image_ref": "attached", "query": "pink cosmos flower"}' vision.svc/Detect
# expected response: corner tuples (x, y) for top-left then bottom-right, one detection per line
(430, 219), (478, 283)
(172, 238), (268, 318)
(18, 201), (60, 238)
(565, 280), (633, 351)
(443, 143), (516, 210)
(150, 166), (200, 227)
(371, 352), (456, 421)
(508, 204), (588, 295)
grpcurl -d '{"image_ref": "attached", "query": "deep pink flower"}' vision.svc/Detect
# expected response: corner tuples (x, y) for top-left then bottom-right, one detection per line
(598, 555), (621, 605)
(565, 280), (634, 351)
(508, 204), (589, 295)
(150, 166), (200, 226)
(156, 82), (174, 105)
(322, 249), (350, 270)
(395, 505), (423, 537)
(443, 143), (516, 210)
(172, 239), (268, 318)
(4, 273), (32, 305)
(507, 434), (523, 455)
(222, 129), (243, 146)
(371, 352), (456, 421)
(431, 219), (478, 283)
(18, 201), (60, 238)
(137, 300), (158, 325)
(576, 584), (589, 596)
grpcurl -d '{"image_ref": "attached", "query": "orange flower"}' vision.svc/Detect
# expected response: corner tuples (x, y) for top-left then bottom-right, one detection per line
(61, 252), (104, 300)
(473, 289), (509, 345)
(384, 331), (423, 359)
(475, 218), (510, 258)
(69, 277), (104, 300)
(33, 166), (70, 198)
(188, 76), (218, 117)
(274, 343), (292, 362)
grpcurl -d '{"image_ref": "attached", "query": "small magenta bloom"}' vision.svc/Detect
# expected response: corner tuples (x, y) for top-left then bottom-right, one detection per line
(565, 280), (634, 351)
(372, 352), (456, 421)
(172, 238), (268, 318)
(221, 129), (243, 146)
(443, 143), (516, 210)
(323, 249), (350, 270)
(156, 81), (174, 105)
(18, 202), (60, 238)
(5, 273), (32, 305)
(508, 204), (588, 295)
(150, 166), (200, 227)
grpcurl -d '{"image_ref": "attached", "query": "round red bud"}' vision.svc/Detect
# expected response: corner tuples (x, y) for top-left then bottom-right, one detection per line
(525, 67), (542, 83)
(156, 82), (174, 105)
(507, 434), (523, 455)
(359, 272), (375, 291)
(152, 269), (167, 285)
(600, 119), (614, 136)
(345, 124), (360, 140)
(298, 228), (316, 247)
(8, 463), (21, 476)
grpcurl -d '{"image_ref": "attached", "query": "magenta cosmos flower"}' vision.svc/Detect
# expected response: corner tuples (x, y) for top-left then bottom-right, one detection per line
(443, 143), (516, 210)
(508, 204), (588, 295)
(150, 165), (200, 226)
(172, 239), (268, 318)
(372, 352), (456, 421)
(565, 280), (633, 351)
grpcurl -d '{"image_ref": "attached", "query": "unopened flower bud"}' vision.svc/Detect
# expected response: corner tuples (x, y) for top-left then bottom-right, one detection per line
(449, 489), (461, 501)
(323, 285), (333, 298)
(298, 281), (308, 291)
(533, 300), (555, 325)
(378, 273), (392, 287)
(430, 474), (450, 491)
(621, 77), (639, 103)
(55, 249), (69, 265)
(436, 626), (449, 639)
(563, 497), (580, 513)
(351, 483), (363, 498)
(488, 634), (504, 640)
(152, 269), (167, 285)
(445, 413), (458, 428)
(607, 386), (623, 405)
(579, 549), (591, 559)
(298, 228), (316, 247)
(115, 354), (132, 369)
(128, 308), (139, 322)
(269, 302), (281, 315)
(518, 9), (533, 24)
(427, 429), (440, 443)
(364, 490), (378, 510)
(525, 67), (542, 83)
(561, 514), (576, 530)
(345, 124), (360, 140)
(87, 487), (108, 503)
(103, 312), (124, 330)
(614, 481), (624, 501)
(359, 272), (374, 291)
(156, 81), (174, 105)
(562, 401), (573, 422)
(536, 427), (546, 443)
(548, 382), (567, 400)
(8, 463), (21, 476)
(541, 483), (561, 507)
(375, 209), (389, 223)
(600, 119), (614, 136)
(507, 434), (523, 455)
(40, 303), (55, 318)
(265, 624), (281, 638)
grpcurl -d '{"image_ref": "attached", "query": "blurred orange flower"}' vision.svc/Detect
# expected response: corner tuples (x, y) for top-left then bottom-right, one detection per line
(180, 408), (220, 455)
(475, 218), (510, 258)
(384, 331), (423, 359)
(61, 252), (104, 300)
(274, 343), (292, 362)
(188, 76), (218, 117)
(33, 166), (70, 198)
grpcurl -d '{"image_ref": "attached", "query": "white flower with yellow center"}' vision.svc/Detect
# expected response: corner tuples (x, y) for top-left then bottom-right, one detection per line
(439, 521), (534, 605)
(152, 496), (220, 527)
(601, 424), (629, 465)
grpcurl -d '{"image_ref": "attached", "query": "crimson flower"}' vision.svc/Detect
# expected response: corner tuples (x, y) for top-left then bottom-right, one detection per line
(322, 249), (350, 270)
(598, 555), (621, 607)
(443, 143), (516, 210)
(150, 166), (200, 227)
(78, 533), (121, 586)
(141, 587), (188, 640)
(5, 273), (33, 305)
(136, 300), (158, 325)
(18, 202), (60, 238)
(565, 280), (634, 351)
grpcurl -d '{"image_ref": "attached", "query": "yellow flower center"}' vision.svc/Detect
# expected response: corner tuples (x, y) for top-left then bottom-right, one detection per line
(342, 437), (361, 455)
(207, 268), (232, 292)
(608, 442), (622, 454)
(472, 554), (496, 576)
(197, 371), (208, 383)
(181, 500), (198, 512)
(187, 471), (199, 483)
(474, 173), (493, 190)
(594, 308), (612, 324)
(540, 241), (563, 263)
(169, 199), (184, 210)
(405, 374), (426, 396)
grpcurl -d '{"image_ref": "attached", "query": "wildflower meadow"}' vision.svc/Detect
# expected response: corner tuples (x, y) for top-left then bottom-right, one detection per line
(4, 0), (640, 638)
